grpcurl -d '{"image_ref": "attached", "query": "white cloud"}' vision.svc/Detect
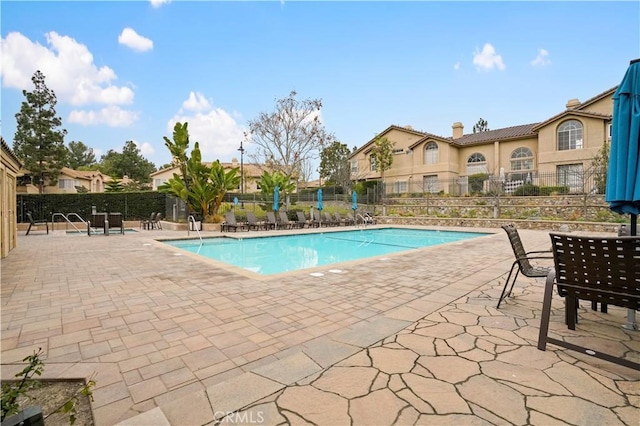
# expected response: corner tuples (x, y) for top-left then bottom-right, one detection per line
(168, 93), (245, 161)
(118, 28), (153, 53)
(150, 0), (171, 8)
(0, 31), (134, 106)
(182, 91), (212, 112)
(138, 141), (155, 156)
(473, 43), (506, 71)
(68, 106), (139, 127)
(453, 62), (460, 71)
(531, 48), (551, 67)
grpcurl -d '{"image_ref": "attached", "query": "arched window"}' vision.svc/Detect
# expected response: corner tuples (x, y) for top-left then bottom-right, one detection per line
(466, 153), (487, 175)
(558, 120), (583, 150)
(424, 142), (438, 165)
(510, 147), (534, 171)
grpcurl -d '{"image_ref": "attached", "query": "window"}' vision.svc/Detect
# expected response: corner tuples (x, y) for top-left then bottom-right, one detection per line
(510, 147), (534, 171)
(557, 164), (583, 193)
(351, 160), (358, 174)
(607, 123), (612, 141)
(423, 175), (439, 193)
(557, 120), (583, 150)
(154, 178), (167, 189)
(392, 148), (404, 154)
(394, 181), (408, 193)
(424, 142), (438, 165)
(370, 154), (377, 171)
(466, 153), (487, 175)
(58, 179), (78, 189)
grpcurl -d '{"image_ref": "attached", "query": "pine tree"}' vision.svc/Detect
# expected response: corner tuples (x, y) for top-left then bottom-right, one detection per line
(13, 70), (68, 193)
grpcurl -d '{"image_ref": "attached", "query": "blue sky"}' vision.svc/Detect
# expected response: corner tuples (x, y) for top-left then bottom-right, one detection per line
(1, 1), (639, 176)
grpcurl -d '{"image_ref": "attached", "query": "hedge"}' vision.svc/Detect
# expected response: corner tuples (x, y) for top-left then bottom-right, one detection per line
(17, 192), (168, 223)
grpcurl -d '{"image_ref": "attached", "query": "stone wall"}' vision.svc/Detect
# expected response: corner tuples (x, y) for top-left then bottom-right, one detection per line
(381, 194), (624, 223)
(375, 216), (623, 233)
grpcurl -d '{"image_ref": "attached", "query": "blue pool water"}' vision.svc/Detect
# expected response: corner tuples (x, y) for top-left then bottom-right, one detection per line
(163, 228), (487, 275)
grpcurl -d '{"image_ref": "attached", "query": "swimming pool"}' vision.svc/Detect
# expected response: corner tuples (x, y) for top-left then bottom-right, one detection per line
(162, 228), (488, 275)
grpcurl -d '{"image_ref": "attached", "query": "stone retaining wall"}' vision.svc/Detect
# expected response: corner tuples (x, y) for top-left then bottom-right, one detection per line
(376, 216), (624, 233)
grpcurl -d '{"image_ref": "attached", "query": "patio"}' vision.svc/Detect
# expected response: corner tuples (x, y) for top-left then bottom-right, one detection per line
(1, 226), (638, 425)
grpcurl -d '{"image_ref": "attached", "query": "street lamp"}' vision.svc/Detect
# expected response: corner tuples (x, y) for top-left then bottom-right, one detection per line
(238, 141), (245, 194)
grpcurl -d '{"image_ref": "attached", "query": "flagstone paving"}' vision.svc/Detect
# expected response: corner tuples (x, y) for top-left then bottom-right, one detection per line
(1, 225), (638, 425)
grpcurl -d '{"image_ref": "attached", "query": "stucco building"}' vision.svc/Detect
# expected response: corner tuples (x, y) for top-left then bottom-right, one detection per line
(349, 87), (614, 195)
(1, 138), (22, 258)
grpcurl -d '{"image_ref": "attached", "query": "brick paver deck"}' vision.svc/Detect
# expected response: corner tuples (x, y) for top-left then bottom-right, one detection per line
(1, 224), (638, 425)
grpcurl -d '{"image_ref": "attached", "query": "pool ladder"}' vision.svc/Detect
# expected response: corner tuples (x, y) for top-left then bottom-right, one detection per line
(188, 215), (203, 244)
(51, 212), (86, 233)
(355, 213), (369, 228)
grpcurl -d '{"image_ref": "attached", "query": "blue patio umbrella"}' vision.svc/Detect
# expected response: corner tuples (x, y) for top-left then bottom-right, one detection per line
(273, 186), (280, 212)
(317, 188), (323, 211)
(606, 59), (640, 235)
(352, 191), (357, 211)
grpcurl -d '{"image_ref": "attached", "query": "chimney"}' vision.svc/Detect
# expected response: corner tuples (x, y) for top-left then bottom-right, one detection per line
(452, 122), (464, 139)
(566, 98), (580, 109)
(231, 157), (238, 165)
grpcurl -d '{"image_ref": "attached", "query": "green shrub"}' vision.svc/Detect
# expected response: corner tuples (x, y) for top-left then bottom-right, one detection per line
(513, 184), (540, 196)
(539, 186), (570, 196)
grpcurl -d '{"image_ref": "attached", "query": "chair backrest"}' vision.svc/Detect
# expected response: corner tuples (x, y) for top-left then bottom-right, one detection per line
(26, 212), (35, 224)
(501, 225), (534, 273)
(155, 213), (163, 221)
(549, 232), (640, 310)
(108, 213), (123, 226)
(246, 211), (258, 224)
(225, 212), (238, 225)
(334, 212), (343, 221)
(278, 211), (290, 224)
(324, 212), (334, 222)
(296, 211), (307, 223)
(266, 212), (277, 224)
(91, 213), (107, 227)
(149, 212), (157, 221)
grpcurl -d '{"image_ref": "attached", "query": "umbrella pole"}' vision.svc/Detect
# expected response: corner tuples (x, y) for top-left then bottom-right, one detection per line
(631, 214), (637, 236)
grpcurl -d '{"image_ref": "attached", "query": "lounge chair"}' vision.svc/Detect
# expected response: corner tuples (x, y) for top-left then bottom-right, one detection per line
(222, 211), (248, 232)
(141, 212), (156, 230)
(323, 212), (339, 227)
(266, 212), (282, 230)
(25, 212), (48, 235)
(537, 233), (640, 371)
(246, 211), (267, 230)
(295, 211), (310, 228)
(278, 211), (296, 229)
(497, 224), (553, 308)
(334, 212), (354, 226)
(107, 212), (125, 234)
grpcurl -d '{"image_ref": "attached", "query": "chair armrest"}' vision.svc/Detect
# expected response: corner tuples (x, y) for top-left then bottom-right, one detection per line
(526, 249), (552, 255)
(516, 254), (554, 262)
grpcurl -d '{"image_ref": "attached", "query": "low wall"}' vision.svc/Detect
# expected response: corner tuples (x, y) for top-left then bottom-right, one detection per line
(376, 216), (624, 233)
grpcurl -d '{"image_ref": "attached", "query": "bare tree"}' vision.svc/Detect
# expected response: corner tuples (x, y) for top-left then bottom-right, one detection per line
(245, 91), (334, 184)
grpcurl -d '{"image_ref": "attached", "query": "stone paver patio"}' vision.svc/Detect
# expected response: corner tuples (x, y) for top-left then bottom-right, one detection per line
(1, 224), (638, 425)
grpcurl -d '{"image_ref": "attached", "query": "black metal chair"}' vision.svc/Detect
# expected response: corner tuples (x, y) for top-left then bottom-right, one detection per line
(497, 224), (553, 308)
(538, 233), (640, 370)
(25, 212), (48, 235)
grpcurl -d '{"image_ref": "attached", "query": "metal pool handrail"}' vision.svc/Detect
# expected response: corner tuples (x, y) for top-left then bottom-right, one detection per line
(188, 215), (203, 244)
(51, 212), (86, 233)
